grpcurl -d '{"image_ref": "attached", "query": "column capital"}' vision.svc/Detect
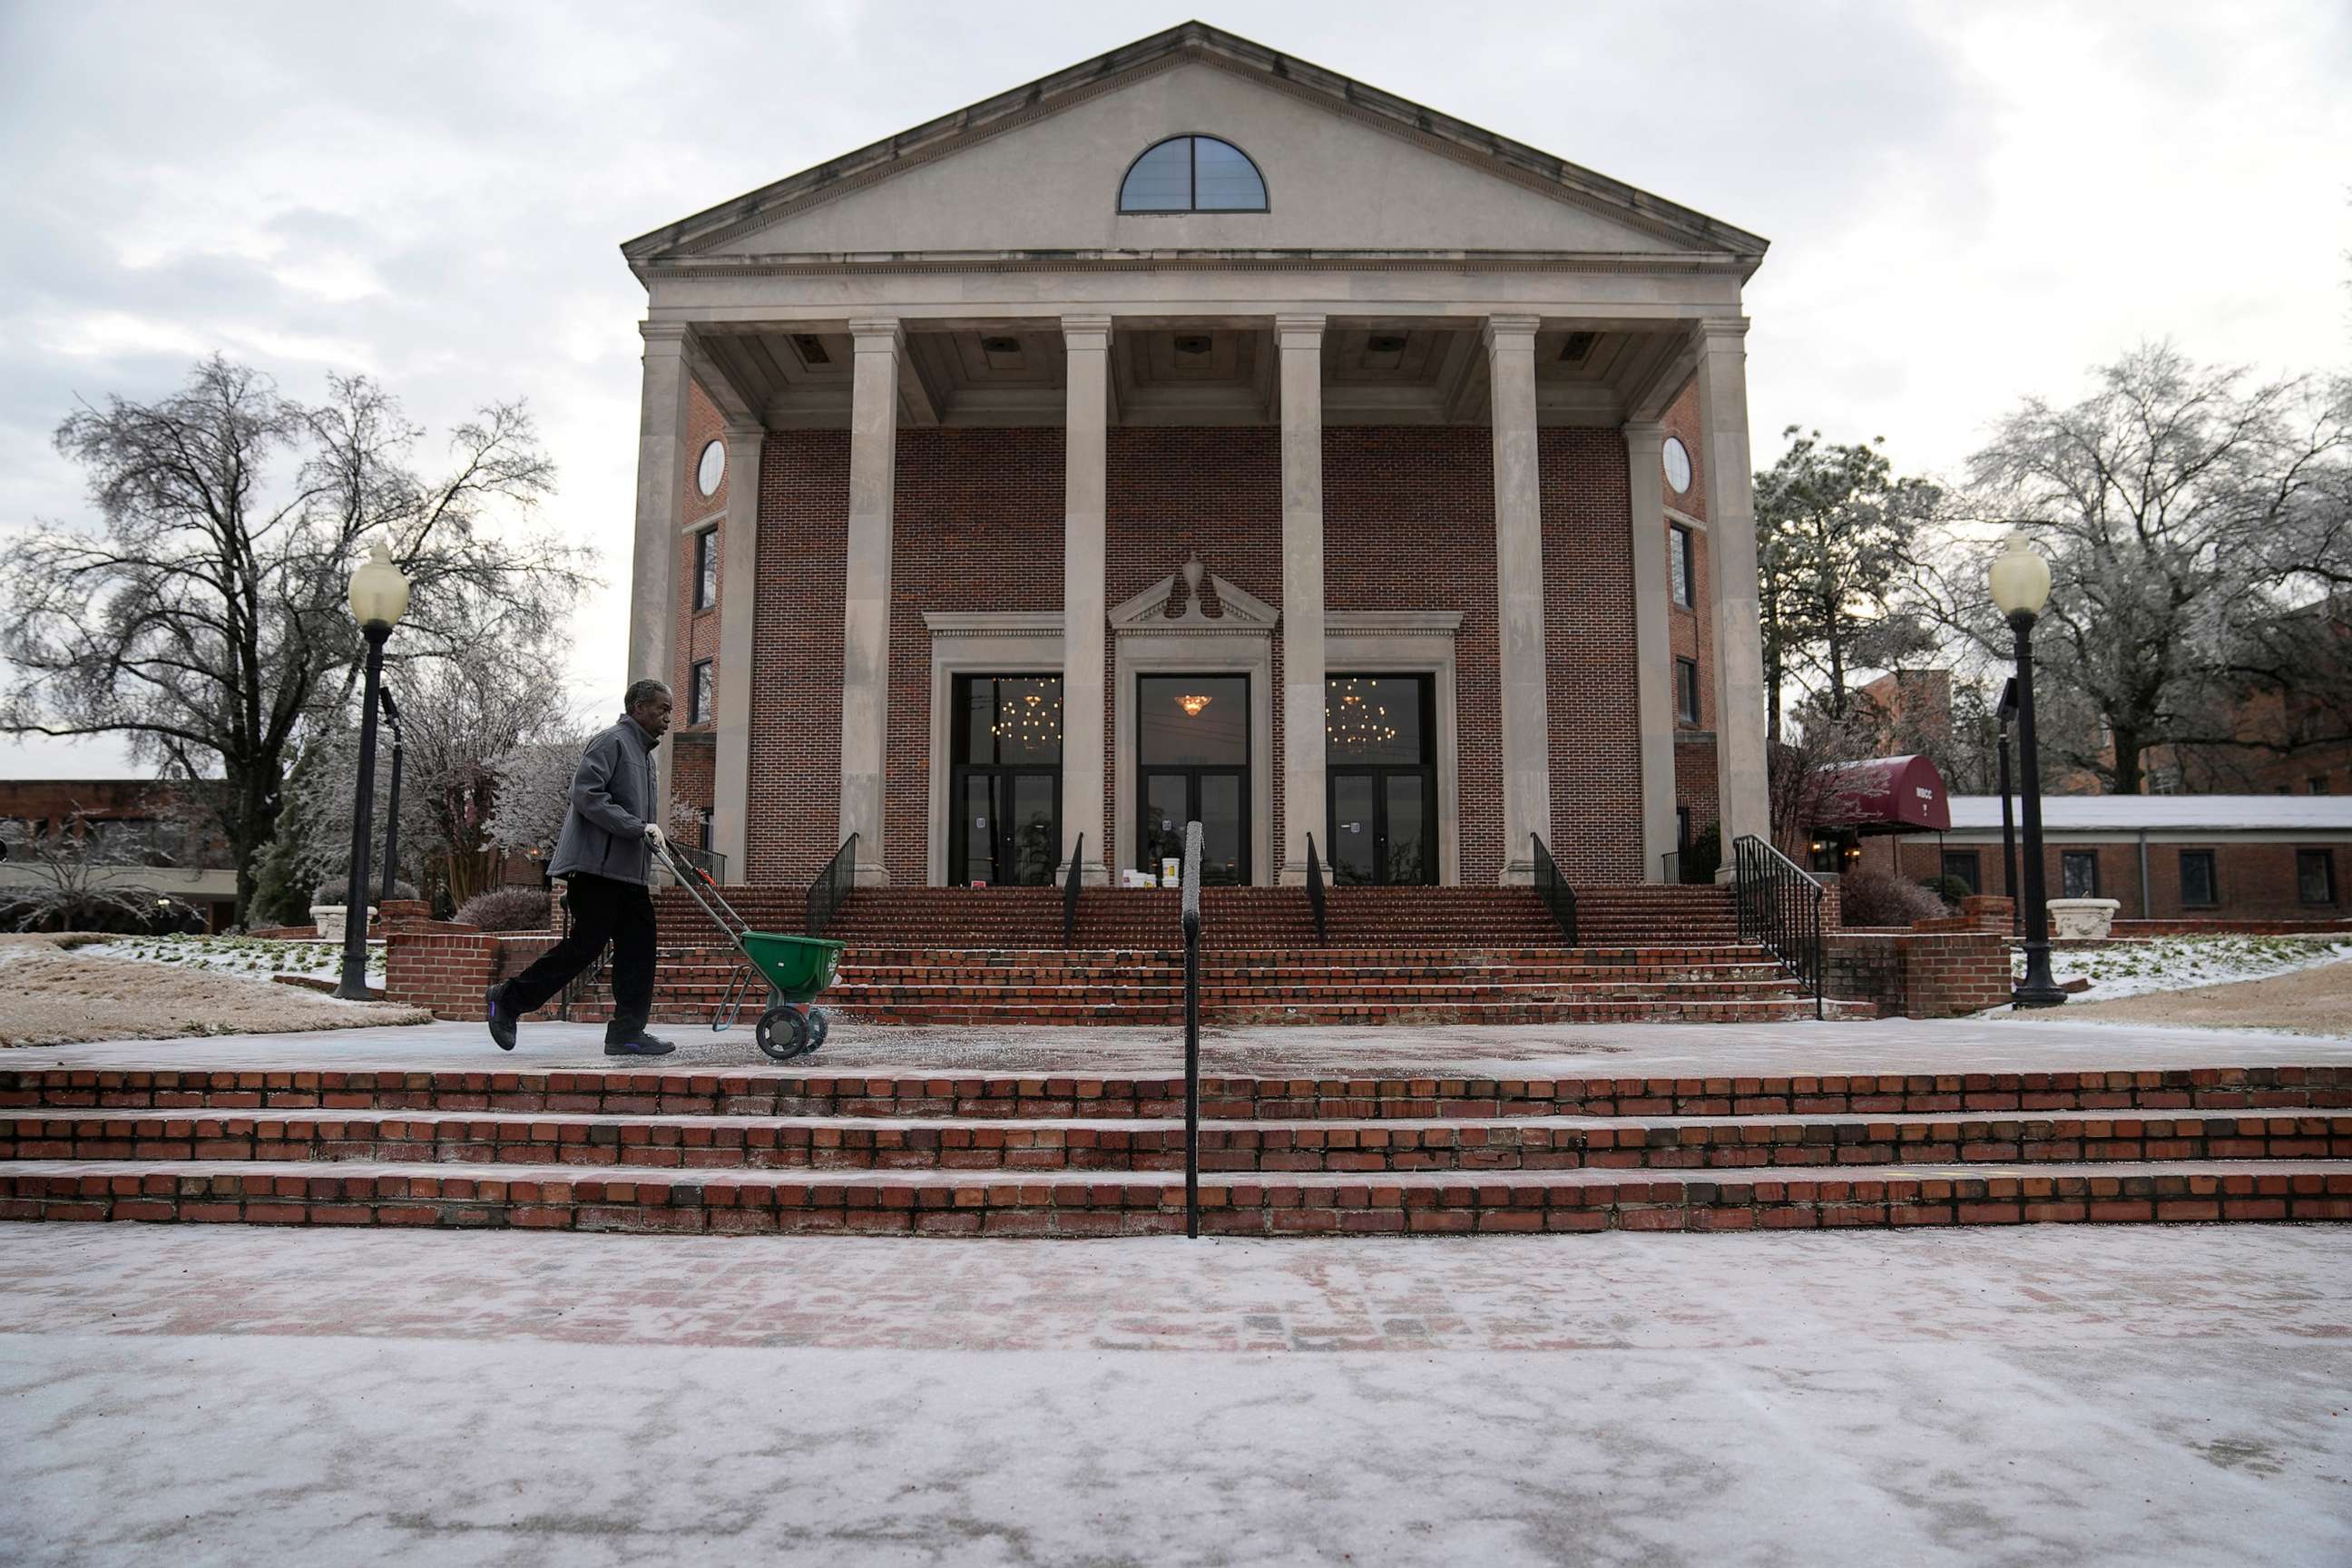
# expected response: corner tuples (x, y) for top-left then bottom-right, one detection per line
(1483, 314), (1543, 350)
(1274, 312), (1327, 346)
(1622, 418), (1667, 455)
(848, 317), (905, 349)
(721, 416), (768, 441)
(1694, 316), (1751, 345)
(640, 320), (691, 349)
(1061, 314), (1113, 348)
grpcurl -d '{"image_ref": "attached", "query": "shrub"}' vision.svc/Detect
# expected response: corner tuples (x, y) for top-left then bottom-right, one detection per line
(1680, 822), (1721, 885)
(309, 876), (419, 905)
(1838, 869), (1947, 927)
(1921, 874), (1975, 911)
(453, 886), (552, 932)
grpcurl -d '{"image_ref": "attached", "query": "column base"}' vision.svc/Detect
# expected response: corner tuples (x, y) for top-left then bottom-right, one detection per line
(849, 859), (892, 889)
(1496, 860), (1535, 887)
(1056, 858), (1110, 887)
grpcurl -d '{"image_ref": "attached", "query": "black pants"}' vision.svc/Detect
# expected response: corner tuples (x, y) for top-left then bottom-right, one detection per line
(500, 874), (655, 1042)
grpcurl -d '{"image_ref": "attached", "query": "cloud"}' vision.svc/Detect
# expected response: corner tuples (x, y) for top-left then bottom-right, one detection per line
(2, 0), (2347, 782)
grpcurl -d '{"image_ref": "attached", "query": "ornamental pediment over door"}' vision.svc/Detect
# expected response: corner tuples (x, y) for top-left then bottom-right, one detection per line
(1109, 556), (1279, 632)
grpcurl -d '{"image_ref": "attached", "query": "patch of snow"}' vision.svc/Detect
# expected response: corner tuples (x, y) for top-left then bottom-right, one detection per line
(75, 933), (385, 986)
(2025, 935), (2352, 1001)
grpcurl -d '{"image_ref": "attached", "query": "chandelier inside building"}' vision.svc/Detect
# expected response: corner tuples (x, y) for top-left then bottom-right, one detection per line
(1176, 692), (1213, 718)
(990, 684), (1062, 745)
(1326, 678), (1397, 750)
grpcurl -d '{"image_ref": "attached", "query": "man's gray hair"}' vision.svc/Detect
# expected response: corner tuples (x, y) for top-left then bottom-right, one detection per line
(622, 678), (672, 712)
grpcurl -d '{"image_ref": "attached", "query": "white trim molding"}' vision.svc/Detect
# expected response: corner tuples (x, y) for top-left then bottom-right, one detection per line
(1325, 610), (1463, 885)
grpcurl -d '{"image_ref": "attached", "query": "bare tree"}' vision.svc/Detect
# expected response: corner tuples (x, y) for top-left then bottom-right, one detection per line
(1914, 344), (2352, 794)
(0, 813), (196, 933)
(1, 356), (596, 921)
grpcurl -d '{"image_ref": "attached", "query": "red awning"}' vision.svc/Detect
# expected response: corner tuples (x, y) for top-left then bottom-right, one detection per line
(1812, 754), (1952, 836)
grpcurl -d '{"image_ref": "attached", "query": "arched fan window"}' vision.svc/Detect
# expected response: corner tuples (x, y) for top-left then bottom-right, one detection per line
(1118, 135), (1268, 212)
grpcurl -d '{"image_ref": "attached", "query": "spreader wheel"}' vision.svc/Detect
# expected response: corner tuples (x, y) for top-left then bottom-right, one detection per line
(754, 1005), (815, 1062)
(806, 1007), (830, 1051)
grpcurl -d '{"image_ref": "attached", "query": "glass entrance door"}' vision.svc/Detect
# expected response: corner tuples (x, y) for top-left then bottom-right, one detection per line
(1324, 674), (1437, 885)
(948, 674), (1062, 887)
(1137, 674), (1250, 885)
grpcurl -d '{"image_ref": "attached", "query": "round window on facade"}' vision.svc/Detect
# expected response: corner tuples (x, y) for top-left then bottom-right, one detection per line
(696, 438), (726, 498)
(1662, 436), (1692, 495)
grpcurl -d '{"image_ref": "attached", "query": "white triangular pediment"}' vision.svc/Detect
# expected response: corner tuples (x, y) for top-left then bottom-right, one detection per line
(632, 31), (1761, 265)
(1110, 568), (1279, 632)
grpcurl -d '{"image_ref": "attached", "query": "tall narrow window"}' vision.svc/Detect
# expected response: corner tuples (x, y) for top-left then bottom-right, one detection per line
(1669, 524), (1695, 609)
(1119, 136), (1267, 212)
(2179, 848), (2218, 907)
(1674, 658), (1700, 725)
(2062, 850), (2099, 898)
(692, 527), (718, 612)
(689, 660), (714, 725)
(2299, 849), (2337, 905)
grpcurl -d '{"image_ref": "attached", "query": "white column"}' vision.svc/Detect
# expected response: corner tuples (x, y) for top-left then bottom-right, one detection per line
(1695, 318), (1771, 857)
(837, 318), (900, 887)
(1623, 419), (1680, 882)
(1060, 315), (1112, 886)
(709, 417), (764, 881)
(1277, 313), (1327, 887)
(627, 321), (694, 822)
(1485, 314), (1553, 885)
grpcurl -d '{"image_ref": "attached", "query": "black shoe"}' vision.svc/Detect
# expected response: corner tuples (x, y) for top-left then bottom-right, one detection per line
(603, 1031), (675, 1057)
(485, 985), (517, 1051)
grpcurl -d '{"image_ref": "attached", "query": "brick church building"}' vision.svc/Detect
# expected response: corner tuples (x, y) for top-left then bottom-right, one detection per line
(622, 22), (1769, 896)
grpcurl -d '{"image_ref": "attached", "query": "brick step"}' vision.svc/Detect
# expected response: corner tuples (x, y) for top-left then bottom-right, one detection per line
(8, 1158), (2347, 1235)
(639, 973), (1810, 1003)
(15, 1109), (2344, 1174)
(578, 995), (1851, 1026)
(20, 1066), (2347, 1122)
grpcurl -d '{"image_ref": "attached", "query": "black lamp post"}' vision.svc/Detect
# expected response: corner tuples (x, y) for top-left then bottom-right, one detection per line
(1989, 534), (2066, 1008)
(377, 682), (404, 907)
(334, 542), (410, 1001)
(1995, 676), (2020, 936)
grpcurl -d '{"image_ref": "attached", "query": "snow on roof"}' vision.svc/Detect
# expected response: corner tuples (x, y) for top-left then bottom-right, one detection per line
(1945, 794), (2352, 833)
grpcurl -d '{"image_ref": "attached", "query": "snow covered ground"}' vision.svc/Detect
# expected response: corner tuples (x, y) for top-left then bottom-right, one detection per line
(73, 932), (385, 986)
(2027, 936), (2352, 1002)
(1, 1225), (2346, 1568)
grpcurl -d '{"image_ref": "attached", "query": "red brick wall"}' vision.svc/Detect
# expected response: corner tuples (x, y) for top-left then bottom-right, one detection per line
(1865, 835), (2351, 922)
(1660, 381), (1708, 524)
(1539, 427), (1642, 883)
(671, 383), (728, 755)
(746, 431), (850, 884)
(732, 424), (1658, 887)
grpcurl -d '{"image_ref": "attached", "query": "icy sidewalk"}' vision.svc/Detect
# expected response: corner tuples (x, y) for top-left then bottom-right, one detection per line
(3, 1225), (2348, 1567)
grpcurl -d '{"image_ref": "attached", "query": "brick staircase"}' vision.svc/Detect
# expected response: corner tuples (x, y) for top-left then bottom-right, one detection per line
(611, 882), (1841, 1026)
(5, 1063), (2347, 1235)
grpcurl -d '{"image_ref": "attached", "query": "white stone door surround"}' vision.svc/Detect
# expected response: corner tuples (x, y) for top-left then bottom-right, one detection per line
(1324, 610), (1463, 887)
(1111, 563), (1278, 887)
(922, 612), (1066, 889)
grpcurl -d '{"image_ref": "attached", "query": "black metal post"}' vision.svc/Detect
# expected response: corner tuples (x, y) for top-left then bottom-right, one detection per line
(1181, 822), (1202, 1240)
(1996, 725), (2019, 935)
(378, 691), (404, 906)
(2008, 612), (2066, 1008)
(334, 623), (390, 1000)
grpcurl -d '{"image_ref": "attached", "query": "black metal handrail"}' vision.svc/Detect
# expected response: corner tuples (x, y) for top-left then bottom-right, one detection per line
(1731, 834), (1826, 1020)
(806, 832), (858, 940)
(1531, 833), (1579, 945)
(1063, 833), (1084, 949)
(1303, 832), (1328, 946)
(1181, 819), (1203, 1241)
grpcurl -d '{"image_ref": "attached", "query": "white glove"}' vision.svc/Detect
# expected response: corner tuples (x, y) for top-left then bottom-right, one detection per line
(643, 824), (667, 851)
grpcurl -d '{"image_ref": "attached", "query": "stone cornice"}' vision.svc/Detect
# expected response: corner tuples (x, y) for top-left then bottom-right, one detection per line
(1326, 609), (1461, 636)
(922, 611), (1066, 638)
(636, 249), (1754, 282)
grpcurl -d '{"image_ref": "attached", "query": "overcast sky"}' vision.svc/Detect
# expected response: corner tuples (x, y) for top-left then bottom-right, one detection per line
(3, 0), (2347, 779)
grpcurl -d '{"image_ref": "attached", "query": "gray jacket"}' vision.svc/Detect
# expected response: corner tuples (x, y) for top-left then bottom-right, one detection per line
(547, 715), (662, 884)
